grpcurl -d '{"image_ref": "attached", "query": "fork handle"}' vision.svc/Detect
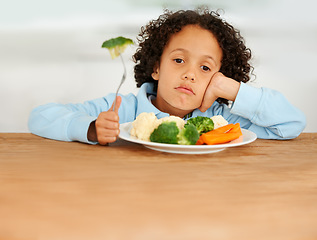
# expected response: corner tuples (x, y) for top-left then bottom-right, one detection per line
(112, 54), (126, 111)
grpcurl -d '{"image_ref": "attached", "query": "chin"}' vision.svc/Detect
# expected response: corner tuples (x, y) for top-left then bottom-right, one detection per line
(173, 104), (198, 112)
(165, 97), (200, 112)
(175, 97), (200, 108)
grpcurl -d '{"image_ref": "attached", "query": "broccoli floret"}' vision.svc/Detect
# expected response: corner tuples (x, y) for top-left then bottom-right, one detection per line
(185, 116), (214, 135)
(102, 36), (133, 59)
(177, 123), (200, 145)
(150, 121), (179, 144)
(150, 121), (199, 145)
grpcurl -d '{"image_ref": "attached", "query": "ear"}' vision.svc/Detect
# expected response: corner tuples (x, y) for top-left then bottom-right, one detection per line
(151, 64), (160, 81)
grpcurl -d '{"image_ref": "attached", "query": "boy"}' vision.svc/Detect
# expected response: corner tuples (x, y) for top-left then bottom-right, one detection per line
(29, 9), (306, 145)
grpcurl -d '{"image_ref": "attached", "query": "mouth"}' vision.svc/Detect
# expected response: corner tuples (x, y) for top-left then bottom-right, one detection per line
(175, 85), (195, 95)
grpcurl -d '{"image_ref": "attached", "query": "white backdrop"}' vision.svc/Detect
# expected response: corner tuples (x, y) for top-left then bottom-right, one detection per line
(1, 0), (316, 132)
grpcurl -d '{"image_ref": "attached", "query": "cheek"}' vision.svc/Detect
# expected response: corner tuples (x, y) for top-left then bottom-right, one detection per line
(194, 93), (205, 108)
(197, 80), (210, 95)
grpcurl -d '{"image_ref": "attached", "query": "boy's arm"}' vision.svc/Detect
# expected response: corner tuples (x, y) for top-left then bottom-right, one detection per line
(227, 82), (306, 139)
(28, 96), (116, 144)
(199, 72), (306, 139)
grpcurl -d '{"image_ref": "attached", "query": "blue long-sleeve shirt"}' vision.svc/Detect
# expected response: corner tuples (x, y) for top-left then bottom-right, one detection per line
(28, 82), (306, 143)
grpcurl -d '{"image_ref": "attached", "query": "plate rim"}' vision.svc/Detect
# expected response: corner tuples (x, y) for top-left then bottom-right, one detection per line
(119, 122), (257, 153)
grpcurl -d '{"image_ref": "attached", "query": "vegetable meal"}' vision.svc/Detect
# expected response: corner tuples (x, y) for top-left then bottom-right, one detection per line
(130, 113), (242, 145)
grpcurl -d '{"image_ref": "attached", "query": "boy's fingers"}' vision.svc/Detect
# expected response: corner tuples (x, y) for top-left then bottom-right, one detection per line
(96, 127), (120, 145)
(110, 96), (122, 113)
(98, 136), (117, 145)
(110, 97), (116, 111)
(95, 116), (119, 130)
(199, 91), (217, 112)
(113, 96), (122, 114)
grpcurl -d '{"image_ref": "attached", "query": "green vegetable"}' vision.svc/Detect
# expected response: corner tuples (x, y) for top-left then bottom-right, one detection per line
(150, 121), (199, 145)
(150, 121), (179, 144)
(185, 116), (214, 135)
(177, 123), (200, 145)
(102, 36), (133, 59)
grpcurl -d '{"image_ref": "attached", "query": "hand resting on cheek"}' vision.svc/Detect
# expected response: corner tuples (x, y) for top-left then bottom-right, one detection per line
(199, 72), (241, 112)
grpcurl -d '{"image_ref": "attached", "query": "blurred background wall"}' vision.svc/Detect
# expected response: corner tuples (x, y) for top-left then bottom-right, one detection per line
(1, 0), (316, 132)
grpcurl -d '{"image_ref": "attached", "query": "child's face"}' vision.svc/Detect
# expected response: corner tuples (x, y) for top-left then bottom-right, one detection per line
(152, 24), (223, 117)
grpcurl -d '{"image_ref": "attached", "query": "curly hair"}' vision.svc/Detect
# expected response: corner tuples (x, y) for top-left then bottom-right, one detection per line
(133, 8), (253, 105)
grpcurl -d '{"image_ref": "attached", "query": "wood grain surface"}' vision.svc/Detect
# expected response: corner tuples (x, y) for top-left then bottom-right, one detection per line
(0, 133), (316, 240)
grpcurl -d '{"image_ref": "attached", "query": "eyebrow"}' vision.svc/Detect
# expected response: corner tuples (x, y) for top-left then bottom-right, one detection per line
(170, 48), (217, 65)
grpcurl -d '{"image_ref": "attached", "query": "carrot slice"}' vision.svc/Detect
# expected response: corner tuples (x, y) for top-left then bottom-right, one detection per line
(228, 123), (242, 134)
(196, 123), (234, 145)
(210, 123), (235, 134)
(196, 137), (204, 145)
(201, 131), (241, 145)
(198, 123), (242, 145)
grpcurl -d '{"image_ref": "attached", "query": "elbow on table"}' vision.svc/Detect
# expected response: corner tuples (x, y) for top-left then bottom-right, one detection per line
(28, 108), (45, 136)
(27, 103), (70, 140)
(27, 107), (62, 140)
(282, 113), (307, 139)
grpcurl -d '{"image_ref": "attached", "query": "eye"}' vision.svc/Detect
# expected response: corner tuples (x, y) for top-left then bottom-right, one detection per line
(174, 58), (184, 64)
(201, 65), (210, 71)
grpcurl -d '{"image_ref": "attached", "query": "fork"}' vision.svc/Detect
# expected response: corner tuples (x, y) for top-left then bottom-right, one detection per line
(112, 53), (126, 111)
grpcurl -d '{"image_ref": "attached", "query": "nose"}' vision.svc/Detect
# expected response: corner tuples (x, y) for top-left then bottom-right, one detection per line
(184, 76), (195, 82)
(182, 68), (195, 82)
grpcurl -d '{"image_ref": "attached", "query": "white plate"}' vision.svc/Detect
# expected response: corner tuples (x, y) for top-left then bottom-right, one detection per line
(119, 122), (257, 154)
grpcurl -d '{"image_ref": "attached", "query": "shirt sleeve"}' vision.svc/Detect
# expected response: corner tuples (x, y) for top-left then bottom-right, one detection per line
(28, 96), (114, 144)
(28, 93), (138, 144)
(222, 82), (306, 139)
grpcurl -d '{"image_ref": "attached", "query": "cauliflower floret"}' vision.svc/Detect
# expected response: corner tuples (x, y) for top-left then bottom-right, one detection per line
(130, 112), (159, 141)
(157, 116), (185, 130)
(130, 113), (186, 142)
(210, 115), (228, 129)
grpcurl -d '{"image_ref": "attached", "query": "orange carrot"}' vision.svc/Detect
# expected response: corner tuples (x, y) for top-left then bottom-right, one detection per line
(211, 123), (235, 134)
(196, 137), (204, 145)
(197, 123), (242, 145)
(201, 131), (241, 145)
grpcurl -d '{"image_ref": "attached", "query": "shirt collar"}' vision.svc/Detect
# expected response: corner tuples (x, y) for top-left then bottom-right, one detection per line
(136, 82), (169, 119)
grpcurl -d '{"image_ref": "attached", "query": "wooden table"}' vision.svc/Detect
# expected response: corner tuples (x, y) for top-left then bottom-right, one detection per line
(0, 133), (317, 240)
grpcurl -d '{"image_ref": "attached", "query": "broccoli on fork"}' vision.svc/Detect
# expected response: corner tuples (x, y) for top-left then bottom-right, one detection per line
(101, 36), (133, 59)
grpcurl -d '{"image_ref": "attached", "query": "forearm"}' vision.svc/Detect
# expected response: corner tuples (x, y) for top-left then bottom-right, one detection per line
(230, 83), (306, 139)
(28, 103), (98, 143)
